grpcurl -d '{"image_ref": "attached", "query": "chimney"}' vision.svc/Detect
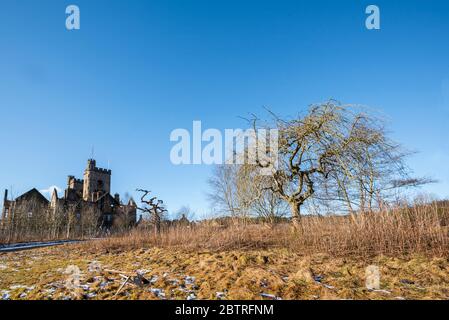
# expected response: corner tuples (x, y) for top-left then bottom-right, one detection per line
(114, 193), (120, 204)
(3, 189), (8, 203)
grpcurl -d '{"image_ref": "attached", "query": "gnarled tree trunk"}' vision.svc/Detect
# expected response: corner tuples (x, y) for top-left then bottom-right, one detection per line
(289, 201), (301, 230)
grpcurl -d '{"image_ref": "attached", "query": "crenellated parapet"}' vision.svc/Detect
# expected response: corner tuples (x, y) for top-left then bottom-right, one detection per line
(85, 159), (111, 174)
(92, 167), (112, 174)
(68, 176), (84, 184)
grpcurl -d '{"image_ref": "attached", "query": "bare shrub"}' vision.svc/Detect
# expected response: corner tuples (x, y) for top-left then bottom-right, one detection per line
(83, 201), (448, 258)
(0, 202), (101, 244)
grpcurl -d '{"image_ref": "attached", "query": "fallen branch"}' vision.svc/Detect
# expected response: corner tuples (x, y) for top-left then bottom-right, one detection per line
(114, 276), (130, 296)
(104, 269), (135, 277)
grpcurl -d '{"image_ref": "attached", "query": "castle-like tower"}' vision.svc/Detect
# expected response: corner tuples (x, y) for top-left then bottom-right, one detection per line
(82, 159), (111, 202)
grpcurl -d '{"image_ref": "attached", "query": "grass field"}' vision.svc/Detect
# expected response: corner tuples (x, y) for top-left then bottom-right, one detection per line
(1, 202), (448, 300)
(1, 242), (448, 300)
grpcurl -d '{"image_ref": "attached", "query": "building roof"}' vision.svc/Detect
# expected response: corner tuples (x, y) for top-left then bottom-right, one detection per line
(15, 188), (49, 204)
(94, 192), (120, 206)
(128, 198), (137, 207)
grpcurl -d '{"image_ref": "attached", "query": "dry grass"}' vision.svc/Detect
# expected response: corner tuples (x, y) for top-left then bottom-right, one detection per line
(1, 202), (447, 300)
(1, 245), (448, 300)
(85, 202), (448, 258)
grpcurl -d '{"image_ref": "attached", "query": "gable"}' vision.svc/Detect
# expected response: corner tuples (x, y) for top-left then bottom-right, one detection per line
(15, 188), (49, 204)
(94, 193), (120, 206)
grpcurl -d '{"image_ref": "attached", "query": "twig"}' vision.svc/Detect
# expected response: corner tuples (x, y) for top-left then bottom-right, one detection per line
(104, 269), (135, 277)
(114, 276), (130, 296)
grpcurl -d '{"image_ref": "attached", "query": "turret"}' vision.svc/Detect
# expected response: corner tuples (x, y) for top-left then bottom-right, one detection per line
(51, 188), (59, 208)
(128, 197), (137, 207)
(87, 159), (97, 170)
(83, 159), (112, 201)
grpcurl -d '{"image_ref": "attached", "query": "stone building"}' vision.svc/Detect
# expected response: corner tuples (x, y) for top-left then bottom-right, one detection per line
(1, 159), (137, 229)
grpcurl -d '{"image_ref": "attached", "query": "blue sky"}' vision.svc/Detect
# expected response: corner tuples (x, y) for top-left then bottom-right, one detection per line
(0, 0), (448, 218)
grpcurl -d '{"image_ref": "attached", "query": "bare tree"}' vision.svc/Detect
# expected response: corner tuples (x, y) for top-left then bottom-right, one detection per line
(136, 189), (167, 235)
(79, 205), (102, 238)
(207, 165), (240, 217)
(208, 163), (288, 223)
(250, 101), (428, 228)
(0, 196), (102, 243)
(251, 188), (289, 223)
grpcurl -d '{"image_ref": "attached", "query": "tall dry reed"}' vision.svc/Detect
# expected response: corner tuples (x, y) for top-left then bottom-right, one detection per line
(85, 201), (448, 257)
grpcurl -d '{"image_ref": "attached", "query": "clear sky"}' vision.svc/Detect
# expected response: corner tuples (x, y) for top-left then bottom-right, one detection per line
(0, 0), (448, 219)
